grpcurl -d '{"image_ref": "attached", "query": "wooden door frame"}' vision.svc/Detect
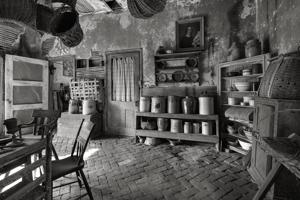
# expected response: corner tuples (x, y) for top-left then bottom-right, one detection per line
(105, 48), (143, 135)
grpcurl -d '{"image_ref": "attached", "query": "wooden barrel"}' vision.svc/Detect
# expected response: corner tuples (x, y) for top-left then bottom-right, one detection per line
(151, 97), (166, 113)
(50, 6), (83, 47)
(167, 96), (179, 114)
(170, 119), (182, 133)
(82, 100), (96, 115)
(139, 96), (150, 112)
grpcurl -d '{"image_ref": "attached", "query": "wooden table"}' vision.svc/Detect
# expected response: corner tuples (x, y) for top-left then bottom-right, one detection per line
(0, 138), (52, 200)
(253, 137), (300, 200)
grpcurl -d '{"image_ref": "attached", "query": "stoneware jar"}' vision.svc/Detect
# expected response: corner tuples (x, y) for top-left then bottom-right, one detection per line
(157, 118), (169, 131)
(182, 96), (196, 114)
(168, 96), (180, 114)
(245, 39), (261, 58)
(68, 99), (79, 114)
(183, 122), (192, 134)
(139, 96), (151, 112)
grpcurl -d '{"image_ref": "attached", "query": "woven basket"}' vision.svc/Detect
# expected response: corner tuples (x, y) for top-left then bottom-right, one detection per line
(0, 0), (36, 27)
(50, 6), (83, 47)
(36, 4), (54, 33)
(0, 19), (25, 53)
(259, 55), (300, 99)
(136, 0), (167, 15)
(127, 0), (154, 19)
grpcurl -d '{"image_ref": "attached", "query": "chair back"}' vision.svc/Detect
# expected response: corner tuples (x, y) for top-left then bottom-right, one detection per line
(71, 120), (94, 164)
(0, 121), (54, 200)
(32, 110), (61, 138)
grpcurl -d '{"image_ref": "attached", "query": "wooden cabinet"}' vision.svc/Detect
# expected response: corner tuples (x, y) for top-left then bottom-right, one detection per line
(218, 54), (270, 154)
(249, 97), (300, 198)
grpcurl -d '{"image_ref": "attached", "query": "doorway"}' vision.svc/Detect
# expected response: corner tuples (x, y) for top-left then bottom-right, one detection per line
(105, 49), (142, 136)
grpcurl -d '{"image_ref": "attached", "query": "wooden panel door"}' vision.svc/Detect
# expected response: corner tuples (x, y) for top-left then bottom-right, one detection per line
(249, 102), (275, 185)
(106, 49), (142, 136)
(5, 55), (49, 132)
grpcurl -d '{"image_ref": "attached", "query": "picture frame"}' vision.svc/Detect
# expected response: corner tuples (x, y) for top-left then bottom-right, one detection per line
(176, 17), (205, 52)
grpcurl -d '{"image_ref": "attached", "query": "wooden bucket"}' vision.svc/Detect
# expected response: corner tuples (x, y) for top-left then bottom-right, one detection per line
(50, 6), (83, 47)
(82, 100), (96, 115)
(259, 55), (300, 99)
(170, 119), (182, 133)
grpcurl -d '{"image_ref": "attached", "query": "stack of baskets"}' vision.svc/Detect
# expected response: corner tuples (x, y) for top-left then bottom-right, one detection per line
(0, 19), (25, 54)
(259, 54), (300, 99)
(127, 0), (167, 19)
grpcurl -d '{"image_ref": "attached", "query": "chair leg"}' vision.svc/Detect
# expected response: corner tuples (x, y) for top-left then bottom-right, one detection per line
(76, 171), (83, 188)
(79, 169), (93, 200)
(52, 144), (59, 160)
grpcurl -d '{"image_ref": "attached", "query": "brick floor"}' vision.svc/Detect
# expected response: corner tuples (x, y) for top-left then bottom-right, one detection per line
(52, 136), (257, 200)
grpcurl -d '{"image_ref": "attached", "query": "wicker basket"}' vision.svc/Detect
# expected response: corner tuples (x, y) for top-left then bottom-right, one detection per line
(0, 19), (25, 53)
(50, 6), (83, 47)
(135, 0), (167, 15)
(127, 0), (154, 19)
(0, 0), (36, 27)
(259, 55), (300, 99)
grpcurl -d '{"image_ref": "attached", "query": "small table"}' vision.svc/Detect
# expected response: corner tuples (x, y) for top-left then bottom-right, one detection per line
(253, 137), (300, 200)
(0, 138), (52, 200)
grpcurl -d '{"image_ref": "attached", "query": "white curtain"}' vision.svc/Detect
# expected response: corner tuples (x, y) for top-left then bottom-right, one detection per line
(112, 57), (135, 102)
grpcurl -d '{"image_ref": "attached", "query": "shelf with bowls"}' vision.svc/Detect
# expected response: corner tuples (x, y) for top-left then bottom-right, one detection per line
(155, 51), (202, 85)
(218, 53), (270, 154)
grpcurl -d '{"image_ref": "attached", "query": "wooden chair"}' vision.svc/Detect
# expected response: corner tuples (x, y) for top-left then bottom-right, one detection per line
(52, 119), (94, 200)
(0, 120), (55, 200)
(19, 110), (61, 139)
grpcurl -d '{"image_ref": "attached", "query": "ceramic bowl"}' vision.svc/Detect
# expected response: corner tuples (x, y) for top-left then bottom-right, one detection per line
(238, 139), (252, 150)
(140, 121), (157, 130)
(235, 82), (251, 91)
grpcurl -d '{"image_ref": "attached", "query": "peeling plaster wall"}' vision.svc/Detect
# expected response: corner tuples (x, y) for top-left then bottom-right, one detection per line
(257, 0), (300, 55)
(50, 0), (256, 86)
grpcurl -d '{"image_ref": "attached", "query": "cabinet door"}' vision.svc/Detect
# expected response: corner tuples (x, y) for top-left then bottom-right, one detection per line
(249, 103), (274, 185)
(5, 55), (49, 133)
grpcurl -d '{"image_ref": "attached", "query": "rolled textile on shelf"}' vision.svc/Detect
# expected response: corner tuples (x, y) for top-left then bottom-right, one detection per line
(224, 107), (254, 122)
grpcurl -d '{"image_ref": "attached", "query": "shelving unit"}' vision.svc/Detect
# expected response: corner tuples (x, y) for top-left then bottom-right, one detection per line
(135, 111), (220, 151)
(218, 53), (270, 154)
(154, 51), (202, 85)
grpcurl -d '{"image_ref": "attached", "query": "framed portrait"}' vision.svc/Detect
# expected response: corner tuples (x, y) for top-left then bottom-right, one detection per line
(176, 17), (205, 52)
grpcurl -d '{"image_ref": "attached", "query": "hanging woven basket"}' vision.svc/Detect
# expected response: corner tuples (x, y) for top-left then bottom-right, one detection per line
(0, 19), (25, 54)
(0, 0), (36, 27)
(50, 6), (83, 47)
(127, 0), (167, 19)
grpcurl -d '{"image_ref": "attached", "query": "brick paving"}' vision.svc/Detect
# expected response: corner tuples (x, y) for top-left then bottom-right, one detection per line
(52, 136), (258, 200)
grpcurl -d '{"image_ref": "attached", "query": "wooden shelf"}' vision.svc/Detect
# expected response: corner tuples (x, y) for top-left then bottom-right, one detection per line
(223, 104), (255, 109)
(222, 73), (263, 80)
(219, 54), (270, 68)
(155, 51), (202, 58)
(136, 129), (219, 143)
(227, 117), (253, 125)
(228, 145), (249, 155)
(136, 112), (218, 120)
(157, 66), (198, 70)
